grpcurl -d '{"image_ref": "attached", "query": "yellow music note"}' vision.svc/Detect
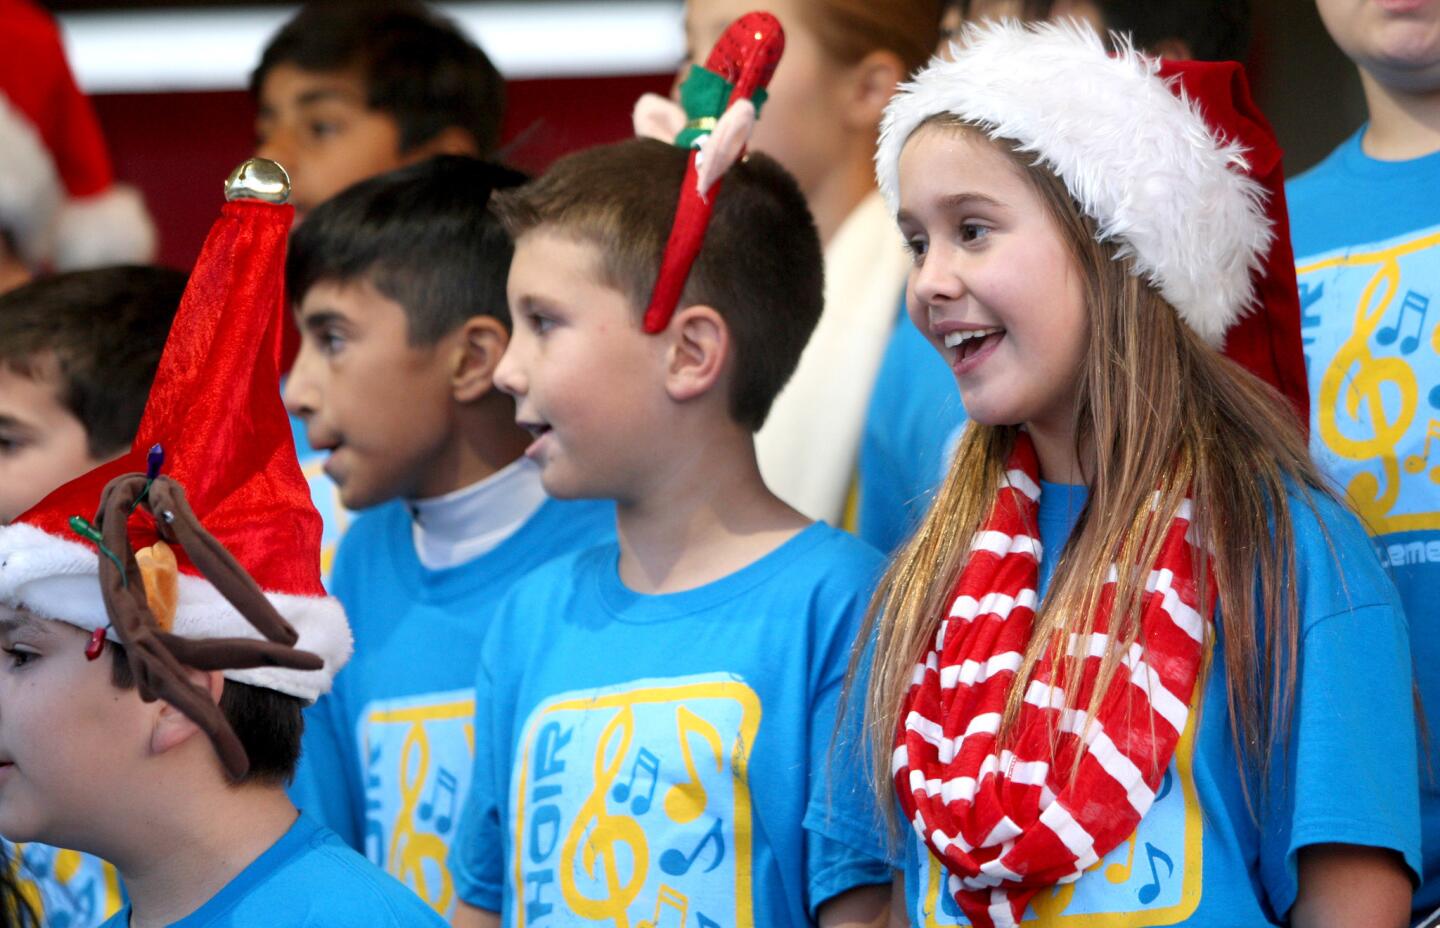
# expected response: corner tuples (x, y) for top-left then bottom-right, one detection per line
(560, 708), (650, 926)
(1403, 419), (1440, 484)
(637, 885), (689, 928)
(664, 706), (724, 825)
(1105, 832), (1138, 883)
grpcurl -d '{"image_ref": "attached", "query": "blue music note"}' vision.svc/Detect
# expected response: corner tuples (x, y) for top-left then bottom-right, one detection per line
(1137, 843), (1174, 905)
(697, 914), (722, 928)
(1376, 290), (1430, 355)
(1429, 385), (1440, 410)
(419, 767), (458, 834)
(1155, 768), (1173, 804)
(611, 748), (661, 815)
(660, 818), (726, 876)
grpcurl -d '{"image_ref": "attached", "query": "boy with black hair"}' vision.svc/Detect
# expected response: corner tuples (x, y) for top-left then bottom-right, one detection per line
(253, 0), (508, 583)
(0, 266), (184, 525)
(282, 155), (613, 918)
(0, 164), (446, 927)
(447, 132), (891, 925)
(252, 0), (504, 222)
(1288, 0), (1440, 919)
(0, 265), (182, 927)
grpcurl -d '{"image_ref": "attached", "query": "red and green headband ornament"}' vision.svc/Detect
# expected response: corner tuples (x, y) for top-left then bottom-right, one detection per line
(633, 11), (785, 333)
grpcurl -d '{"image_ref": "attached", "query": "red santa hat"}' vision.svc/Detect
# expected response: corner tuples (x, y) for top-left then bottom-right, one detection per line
(875, 20), (1309, 424)
(0, 0), (156, 270)
(0, 160), (348, 736)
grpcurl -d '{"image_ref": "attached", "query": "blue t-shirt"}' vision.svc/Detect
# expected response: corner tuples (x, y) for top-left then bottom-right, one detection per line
(11, 842), (122, 927)
(851, 481), (1420, 925)
(447, 523), (891, 925)
(1288, 127), (1440, 916)
(98, 812), (444, 927)
(288, 496), (614, 918)
(858, 300), (968, 554)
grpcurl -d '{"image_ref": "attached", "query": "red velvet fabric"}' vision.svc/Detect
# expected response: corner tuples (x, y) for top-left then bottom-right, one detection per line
(1160, 59), (1310, 431)
(19, 198), (326, 598)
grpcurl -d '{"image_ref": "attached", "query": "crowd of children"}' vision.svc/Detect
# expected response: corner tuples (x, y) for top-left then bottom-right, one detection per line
(0, 0), (1436, 925)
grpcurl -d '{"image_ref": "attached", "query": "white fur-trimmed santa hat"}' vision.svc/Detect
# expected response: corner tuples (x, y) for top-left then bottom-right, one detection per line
(876, 20), (1280, 349)
(0, 0), (156, 270)
(0, 160), (349, 708)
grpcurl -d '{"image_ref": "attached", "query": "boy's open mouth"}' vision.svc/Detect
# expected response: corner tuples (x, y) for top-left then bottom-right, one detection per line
(518, 421), (551, 440)
(944, 327), (1005, 364)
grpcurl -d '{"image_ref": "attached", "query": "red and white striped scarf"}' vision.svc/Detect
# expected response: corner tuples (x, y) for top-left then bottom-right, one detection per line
(893, 433), (1211, 927)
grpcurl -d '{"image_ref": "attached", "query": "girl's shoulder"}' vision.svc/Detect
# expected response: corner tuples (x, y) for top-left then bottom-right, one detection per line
(1278, 481), (1403, 632)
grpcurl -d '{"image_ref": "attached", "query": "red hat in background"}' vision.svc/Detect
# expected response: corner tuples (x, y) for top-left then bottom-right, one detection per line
(0, 0), (156, 270)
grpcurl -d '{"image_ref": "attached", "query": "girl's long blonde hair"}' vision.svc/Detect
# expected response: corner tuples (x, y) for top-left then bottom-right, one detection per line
(860, 120), (1330, 827)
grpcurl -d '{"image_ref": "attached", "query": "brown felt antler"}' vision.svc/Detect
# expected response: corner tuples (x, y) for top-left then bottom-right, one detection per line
(94, 473), (323, 780)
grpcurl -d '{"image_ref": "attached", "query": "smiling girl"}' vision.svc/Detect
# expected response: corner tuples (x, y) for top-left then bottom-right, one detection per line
(855, 21), (1421, 927)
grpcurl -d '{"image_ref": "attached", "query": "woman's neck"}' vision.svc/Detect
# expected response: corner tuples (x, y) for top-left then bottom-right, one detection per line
(1026, 418), (1087, 485)
(807, 145), (882, 247)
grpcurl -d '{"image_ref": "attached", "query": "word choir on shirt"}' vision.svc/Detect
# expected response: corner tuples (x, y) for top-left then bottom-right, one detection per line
(1298, 222), (1440, 543)
(360, 688), (476, 915)
(510, 675), (761, 928)
(916, 722), (1202, 927)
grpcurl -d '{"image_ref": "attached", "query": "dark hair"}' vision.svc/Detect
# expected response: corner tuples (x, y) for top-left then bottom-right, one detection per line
(1097, 0), (1251, 62)
(0, 266), (184, 458)
(286, 155), (527, 342)
(109, 646), (304, 786)
(494, 139), (824, 432)
(953, 0), (1251, 62)
(251, 0), (505, 156)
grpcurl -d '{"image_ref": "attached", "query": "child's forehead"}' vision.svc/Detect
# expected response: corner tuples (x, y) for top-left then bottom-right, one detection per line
(0, 352), (69, 412)
(258, 63), (371, 109)
(0, 608), (72, 641)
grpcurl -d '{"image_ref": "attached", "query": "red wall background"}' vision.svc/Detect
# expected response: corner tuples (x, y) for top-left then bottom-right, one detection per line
(93, 72), (673, 270)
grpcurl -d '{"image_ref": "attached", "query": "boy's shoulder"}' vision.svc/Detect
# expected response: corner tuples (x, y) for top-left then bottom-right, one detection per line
(100, 814), (445, 927)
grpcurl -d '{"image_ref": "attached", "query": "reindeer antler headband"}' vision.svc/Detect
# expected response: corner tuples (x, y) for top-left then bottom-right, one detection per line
(0, 159), (351, 781)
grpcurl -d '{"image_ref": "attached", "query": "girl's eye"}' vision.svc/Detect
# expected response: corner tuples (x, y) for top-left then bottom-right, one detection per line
(0, 435), (22, 457)
(527, 314), (556, 335)
(902, 237), (928, 263)
(960, 223), (991, 244)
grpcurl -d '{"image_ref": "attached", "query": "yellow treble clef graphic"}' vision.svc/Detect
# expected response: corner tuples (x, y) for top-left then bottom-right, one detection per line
(561, 707), (650, 926)
(390, 720), (452, 910)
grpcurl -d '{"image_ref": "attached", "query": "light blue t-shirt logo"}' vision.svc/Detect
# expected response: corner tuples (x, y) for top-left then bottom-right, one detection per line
(509, 674), (761, 928)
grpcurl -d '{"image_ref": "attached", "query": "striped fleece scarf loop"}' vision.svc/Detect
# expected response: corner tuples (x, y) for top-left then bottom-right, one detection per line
(893, 432), (1211, 927)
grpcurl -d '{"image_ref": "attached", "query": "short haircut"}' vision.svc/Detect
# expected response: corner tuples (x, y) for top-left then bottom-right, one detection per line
(109, 646), (304, 786)
(0, 266), (185, 458)
(251, 0), (505, 156)
(286, 155), (527, 342)
(494, 139), (824, 432)
(1097, 0), (1251, 62)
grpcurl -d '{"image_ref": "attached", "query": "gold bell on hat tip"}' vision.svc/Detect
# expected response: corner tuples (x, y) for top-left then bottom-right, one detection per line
(224, 158), (291, 204)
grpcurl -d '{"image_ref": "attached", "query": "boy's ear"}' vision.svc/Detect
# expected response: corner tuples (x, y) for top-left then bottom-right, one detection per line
(451, 316), (511, 403)
(665, 304), (730, 403)
(842, 48), (907, 131)
(150, 667), (224, 758)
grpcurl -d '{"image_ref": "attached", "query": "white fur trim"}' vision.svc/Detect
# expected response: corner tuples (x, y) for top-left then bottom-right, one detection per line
(52, 185), (158, 270)
(875, 20), (1273, 346)
(0, 95), (63, 265)
(0, 523), (351, 702)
